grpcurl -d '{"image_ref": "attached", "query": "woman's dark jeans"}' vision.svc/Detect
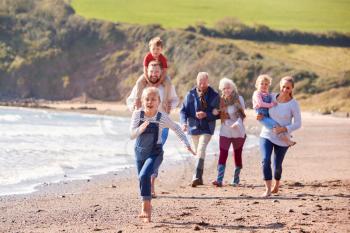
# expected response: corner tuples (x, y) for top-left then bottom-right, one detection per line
(260, 137), (289, 180)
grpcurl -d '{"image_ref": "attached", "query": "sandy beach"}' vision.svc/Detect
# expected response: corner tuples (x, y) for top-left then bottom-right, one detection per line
(0, 102), (349, 233)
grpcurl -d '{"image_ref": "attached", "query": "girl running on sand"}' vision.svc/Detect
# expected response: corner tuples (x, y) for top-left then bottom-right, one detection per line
(130, 87), (195, 222)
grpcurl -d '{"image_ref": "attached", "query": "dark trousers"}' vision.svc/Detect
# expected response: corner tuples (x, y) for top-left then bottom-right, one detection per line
(219, 136), (245, 167)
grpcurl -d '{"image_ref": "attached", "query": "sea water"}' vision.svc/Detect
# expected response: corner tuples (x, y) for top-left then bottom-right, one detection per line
(0, 106), (259, 196)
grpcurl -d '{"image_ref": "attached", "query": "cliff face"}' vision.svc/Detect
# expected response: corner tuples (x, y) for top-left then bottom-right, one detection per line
(0, 0), (349, 111)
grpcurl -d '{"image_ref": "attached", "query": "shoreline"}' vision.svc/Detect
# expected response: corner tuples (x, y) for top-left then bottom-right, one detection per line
(0, 102), (349, 232)
(1, 99), (349, 118)
(0, 105), (259, 198)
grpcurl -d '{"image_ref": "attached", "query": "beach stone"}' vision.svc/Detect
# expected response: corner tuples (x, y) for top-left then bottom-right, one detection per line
(198, 221), (209, 226)
(293, 182), (304, 187)
(289, 209), (295, 213)
(179, 212), (191, 217)
(194, 225), (201, 231)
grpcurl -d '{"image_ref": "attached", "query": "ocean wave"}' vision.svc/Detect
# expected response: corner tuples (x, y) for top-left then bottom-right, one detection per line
(0, 114), (22, 122)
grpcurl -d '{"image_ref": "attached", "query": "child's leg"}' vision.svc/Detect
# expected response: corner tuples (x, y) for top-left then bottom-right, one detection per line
(279, 133), (296, 146)
(138, 155), (157, 199)
(151, 155), (163, 197)
(259, 116), (279, 129)
(161, 128), (169, 145)
(256, 108), (278, 129)
(162, 76), (172, 113)
(151, 128), (168, 196)
(140, 200), (151, 223)
(135, 75), (148, 109)
(136, 159), (150, 221)
(137, 155), (157, 222)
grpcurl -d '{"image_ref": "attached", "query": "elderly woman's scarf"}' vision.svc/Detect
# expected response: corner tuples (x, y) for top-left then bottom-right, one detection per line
(220, 92), (246, 123)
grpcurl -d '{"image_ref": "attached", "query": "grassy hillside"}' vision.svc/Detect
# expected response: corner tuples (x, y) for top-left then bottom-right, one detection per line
(1, 0), (349, 113)
(233, 40), (350, 79)
(71, 0), (350, 32)
(231, 40), (350, 112)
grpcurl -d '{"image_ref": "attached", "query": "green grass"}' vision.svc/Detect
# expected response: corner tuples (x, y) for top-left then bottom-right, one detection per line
(229, 39), (350, 112)
(298, 87), (350, 113)
(71, 0), (350, 32)
(232, 40), (350, 77)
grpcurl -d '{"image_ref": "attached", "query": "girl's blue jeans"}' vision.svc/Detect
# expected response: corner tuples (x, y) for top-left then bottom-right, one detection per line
(259, 137), (289, 180)
(152, 128), (169, 178)
(136, 154), (160, 200)
(256, 108), (279, 129)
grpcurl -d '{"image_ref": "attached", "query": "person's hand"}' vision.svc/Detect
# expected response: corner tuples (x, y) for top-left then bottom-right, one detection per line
(273, 126), (287, 134)
(144, 74), (151, 84)
(256, 114), (264, 120)
(167, 101), (172, 113)
(138, 121), (150, 134)
(223, 112), (230, 119)
(162, 102), (170, 114)
(159, 75), (165, 85)
(182, 124), (188, 132)
(272, 101), (278, 107)
(187, 146), (196, 156)
(230, 123), (239, 129)
(134, 99), (142, 110)
(212, 108), (220, 116)
(196, 111), (207, 119)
